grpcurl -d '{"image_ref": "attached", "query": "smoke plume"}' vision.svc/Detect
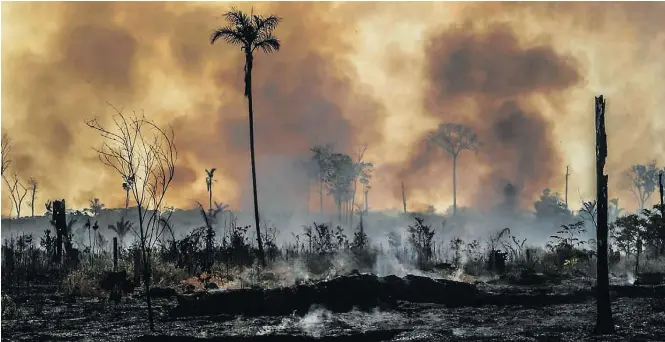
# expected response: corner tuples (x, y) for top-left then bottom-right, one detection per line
(2, 2), (665, 216)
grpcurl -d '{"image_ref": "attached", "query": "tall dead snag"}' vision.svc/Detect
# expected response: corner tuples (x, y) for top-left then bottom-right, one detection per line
(86, 104), (177, 331)
(594, 95), (614, 334)
(28, 177), (38, 217)
(4, 174), (28, 218)
(52, 199), (67, 264)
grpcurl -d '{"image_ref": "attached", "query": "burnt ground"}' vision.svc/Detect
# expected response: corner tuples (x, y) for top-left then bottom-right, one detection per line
(2, 276), (665, 342)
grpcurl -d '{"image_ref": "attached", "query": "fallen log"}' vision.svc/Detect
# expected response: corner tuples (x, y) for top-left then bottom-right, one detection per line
(169, 273), (665, 318)
(635, 272), (665, 286)
(170, 273), (477, 317)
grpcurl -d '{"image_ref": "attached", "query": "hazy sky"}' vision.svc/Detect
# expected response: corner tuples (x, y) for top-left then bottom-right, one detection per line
(2, 2), (664, 216)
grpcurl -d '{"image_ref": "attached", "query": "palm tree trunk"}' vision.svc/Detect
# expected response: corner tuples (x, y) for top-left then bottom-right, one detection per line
(246, 53), (266, 267)
(209, 187), (213, 213)
(452, 154), (458, 216)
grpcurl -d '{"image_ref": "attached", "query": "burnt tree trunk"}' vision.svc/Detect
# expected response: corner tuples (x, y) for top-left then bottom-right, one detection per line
(594, 95), (614, 334)
(133, 248), (142, 285)
(659, 172), (664, 255)
(52, 200), (66, 265)
(113, 237), (118, 272)
(635, 239), (642, 274)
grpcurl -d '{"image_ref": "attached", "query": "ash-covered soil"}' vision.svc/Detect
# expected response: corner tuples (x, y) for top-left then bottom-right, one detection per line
(3, 275), (665, 342)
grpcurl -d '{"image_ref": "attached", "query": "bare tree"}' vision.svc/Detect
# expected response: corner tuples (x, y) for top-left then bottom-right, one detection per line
(211, 8), (282, 268)
(4, 174), (28, 218)
(428, 123), (478, 215)
(86, 104), (177, 331)
(625, 161), (659, 213)
(1, 133), (11, 176)
(27, 177), (38, 217)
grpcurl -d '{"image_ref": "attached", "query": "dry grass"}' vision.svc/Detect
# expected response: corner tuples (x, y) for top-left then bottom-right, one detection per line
(60, 267), (106, 298)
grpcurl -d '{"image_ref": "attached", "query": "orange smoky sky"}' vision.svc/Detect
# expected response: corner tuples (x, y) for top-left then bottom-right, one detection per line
(1, 2), (664, 217)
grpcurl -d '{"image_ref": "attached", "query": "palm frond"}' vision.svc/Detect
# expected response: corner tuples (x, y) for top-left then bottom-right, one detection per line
(254, 34), (280, 53)
(223, 8), (251, 27)
(214, 201), (230, 211)
(254, 14), (280, 32)
(108, 224), (118, 234)
(196, 202), (213, 228)
(205, 168), (217, 178)
(211, 27), (246, 47)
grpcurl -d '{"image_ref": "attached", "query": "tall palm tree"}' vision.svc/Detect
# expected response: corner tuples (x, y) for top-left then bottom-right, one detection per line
(205, 168), (217, 213)
(109, 216), (134, 248)
(89, 197), (105, 216)
(210, 8), (281, 267)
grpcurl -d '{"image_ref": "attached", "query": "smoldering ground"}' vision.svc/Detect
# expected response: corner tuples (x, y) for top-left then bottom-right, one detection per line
(2, 2), (665, 218)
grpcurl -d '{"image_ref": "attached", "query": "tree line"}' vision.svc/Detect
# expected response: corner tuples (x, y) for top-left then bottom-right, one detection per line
(308, 143), (373, 224)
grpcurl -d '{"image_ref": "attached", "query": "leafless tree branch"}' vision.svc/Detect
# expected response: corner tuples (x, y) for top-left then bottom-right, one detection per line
(1, 132), (12, 176)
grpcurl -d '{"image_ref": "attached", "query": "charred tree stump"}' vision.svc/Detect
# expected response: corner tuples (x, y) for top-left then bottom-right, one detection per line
(113, 237), (118, 272)
(594, 95), (614, 334)
(52, 200), (66, 265)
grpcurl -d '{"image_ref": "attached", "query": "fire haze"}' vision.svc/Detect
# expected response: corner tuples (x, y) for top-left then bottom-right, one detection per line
(2, 2), (665, 216)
